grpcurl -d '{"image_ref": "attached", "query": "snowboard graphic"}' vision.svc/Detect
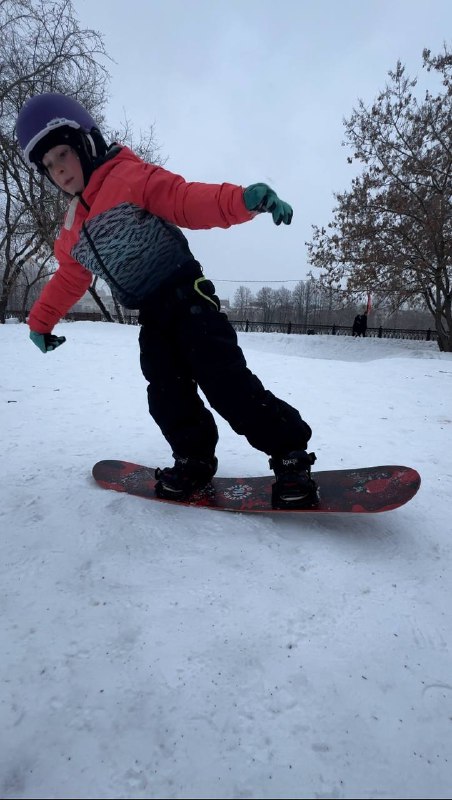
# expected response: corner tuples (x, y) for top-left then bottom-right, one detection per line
(92, 460), (420, 514)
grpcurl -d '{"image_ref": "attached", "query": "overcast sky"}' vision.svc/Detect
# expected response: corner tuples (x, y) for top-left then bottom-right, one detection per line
(72, 0), (452, 302)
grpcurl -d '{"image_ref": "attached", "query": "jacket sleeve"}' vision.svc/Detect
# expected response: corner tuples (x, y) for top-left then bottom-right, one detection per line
(28, 252), (92, 333)
(138, 163), (255, 230)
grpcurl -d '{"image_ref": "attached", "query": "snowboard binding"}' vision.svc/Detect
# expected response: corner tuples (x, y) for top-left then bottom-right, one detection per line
(154, 454), (218, 501)
(270, 451), (319, 509)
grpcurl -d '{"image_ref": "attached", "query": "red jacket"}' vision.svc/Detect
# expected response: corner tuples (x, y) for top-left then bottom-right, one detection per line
(28, 146), (254, 332)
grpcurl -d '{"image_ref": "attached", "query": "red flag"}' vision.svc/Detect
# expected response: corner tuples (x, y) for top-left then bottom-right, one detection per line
(366, 293), (372, 314)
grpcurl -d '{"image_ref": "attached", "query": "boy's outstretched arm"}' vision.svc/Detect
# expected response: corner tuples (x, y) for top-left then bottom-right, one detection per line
(139, 164), (292, 230)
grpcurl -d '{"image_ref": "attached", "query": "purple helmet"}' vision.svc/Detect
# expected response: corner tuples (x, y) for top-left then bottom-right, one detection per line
(16, 92), (109, 189)
(16, 93), (100, 165)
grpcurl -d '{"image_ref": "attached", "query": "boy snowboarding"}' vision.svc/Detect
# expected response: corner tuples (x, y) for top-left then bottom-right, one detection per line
(16, 92), (317, 508)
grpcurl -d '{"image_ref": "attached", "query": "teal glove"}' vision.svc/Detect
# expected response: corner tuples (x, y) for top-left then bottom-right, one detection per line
(30, 331), (66, 353)
(243, 183), (293, 225)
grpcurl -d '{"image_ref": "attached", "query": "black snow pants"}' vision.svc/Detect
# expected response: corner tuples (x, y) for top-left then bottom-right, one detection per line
(138, 263), (312, 461)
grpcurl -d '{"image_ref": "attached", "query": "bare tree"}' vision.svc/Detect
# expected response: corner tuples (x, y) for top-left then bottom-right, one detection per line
(7, 250), (56, 321)
(307, 47), (452, 351)
(109, 110), (165, 167)
(274, 286), (292, 323)
(291, 280), (307, 324)
(233, 285), (253, 319)
(0, 0), (164, 325)
(0, 0), (110, 321)
(256, 286), (278, 325)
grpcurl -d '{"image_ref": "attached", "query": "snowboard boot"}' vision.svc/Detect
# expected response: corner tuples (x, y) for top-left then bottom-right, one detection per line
(155, 454), (218, 501)
(269, 450), (318, 509)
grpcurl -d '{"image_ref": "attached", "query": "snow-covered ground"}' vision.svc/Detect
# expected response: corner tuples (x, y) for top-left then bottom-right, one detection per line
(1, 321), (451, 799)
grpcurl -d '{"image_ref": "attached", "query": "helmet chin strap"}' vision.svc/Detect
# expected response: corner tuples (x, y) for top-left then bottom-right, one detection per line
(85, 132), (97, 158)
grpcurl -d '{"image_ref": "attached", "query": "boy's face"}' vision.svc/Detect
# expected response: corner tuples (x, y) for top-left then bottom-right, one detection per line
(42, 144), (85, 194)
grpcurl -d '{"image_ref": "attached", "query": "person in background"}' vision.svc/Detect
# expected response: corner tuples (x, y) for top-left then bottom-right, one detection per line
(360, 312), (368, 337)
(352, 313), (362, 337)
(16, 92), (318, 508)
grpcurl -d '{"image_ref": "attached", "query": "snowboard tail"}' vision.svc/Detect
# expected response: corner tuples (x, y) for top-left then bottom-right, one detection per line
(92, 460), (420, 514)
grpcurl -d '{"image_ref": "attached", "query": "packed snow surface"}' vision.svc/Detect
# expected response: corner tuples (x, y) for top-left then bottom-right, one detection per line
(1, 322), (451, 799)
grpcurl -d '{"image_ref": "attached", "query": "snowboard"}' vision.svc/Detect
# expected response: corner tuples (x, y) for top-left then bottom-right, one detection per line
(92, 460), (421, 514)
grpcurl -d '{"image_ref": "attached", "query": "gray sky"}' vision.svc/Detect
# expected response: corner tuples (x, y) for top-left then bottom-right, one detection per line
(73, 0), (452, 301)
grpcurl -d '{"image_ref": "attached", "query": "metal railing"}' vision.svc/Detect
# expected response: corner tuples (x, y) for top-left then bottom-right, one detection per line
(6, 309), (437, 342)
(229, 320), (438, 342)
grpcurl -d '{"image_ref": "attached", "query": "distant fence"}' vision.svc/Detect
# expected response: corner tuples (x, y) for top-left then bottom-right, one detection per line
(61, 314), (439, 341)
(229, 320), (438, 342)
(6, 310), (438, 342)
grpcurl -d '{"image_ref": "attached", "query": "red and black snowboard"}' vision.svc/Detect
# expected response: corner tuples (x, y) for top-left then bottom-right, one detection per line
(92, 460), (420, 514)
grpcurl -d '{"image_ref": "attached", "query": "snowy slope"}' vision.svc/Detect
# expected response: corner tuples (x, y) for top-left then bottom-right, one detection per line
(1, 322), (451, 799)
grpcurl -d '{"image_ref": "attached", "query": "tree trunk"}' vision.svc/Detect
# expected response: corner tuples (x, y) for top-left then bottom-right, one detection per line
(88, 285), (115, 322)
(0, 291), (9, 323)
(113, 296), (126, 323)
(434, 318), (451, 352)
